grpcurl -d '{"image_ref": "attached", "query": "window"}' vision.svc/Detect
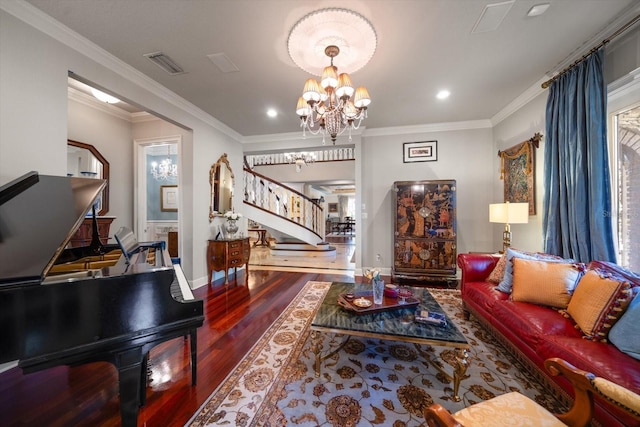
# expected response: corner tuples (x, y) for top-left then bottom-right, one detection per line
(612, 105), (640, 269)
(609, 71), (640, 270)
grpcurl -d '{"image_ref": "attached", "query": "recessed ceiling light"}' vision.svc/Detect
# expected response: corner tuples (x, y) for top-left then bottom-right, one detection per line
(527, 3), (550, 17)
(91, 88), (120, 104)
(267, 109), (278, 118)
(436, 90), (450, 100)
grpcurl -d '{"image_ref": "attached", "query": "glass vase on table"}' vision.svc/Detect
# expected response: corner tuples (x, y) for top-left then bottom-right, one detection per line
(372, 279), (384, 305)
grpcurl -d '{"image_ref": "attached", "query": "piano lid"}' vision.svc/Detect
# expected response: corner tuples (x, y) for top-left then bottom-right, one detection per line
(0, 171), (106, 287)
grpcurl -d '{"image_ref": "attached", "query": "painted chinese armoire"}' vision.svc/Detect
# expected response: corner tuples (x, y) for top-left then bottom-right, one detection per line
(392, 180), (457, 283)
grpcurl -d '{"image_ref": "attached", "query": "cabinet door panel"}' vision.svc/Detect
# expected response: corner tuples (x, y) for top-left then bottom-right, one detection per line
(392, 180), (457, 278)
(393, 239), (456, 273)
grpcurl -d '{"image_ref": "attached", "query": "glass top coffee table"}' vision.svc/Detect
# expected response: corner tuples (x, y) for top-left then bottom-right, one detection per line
(311, 282), (470, 401)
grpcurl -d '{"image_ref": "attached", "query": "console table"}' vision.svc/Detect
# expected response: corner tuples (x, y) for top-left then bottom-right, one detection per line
(68, 216), (115, 248)
(207, 238), (250, 285)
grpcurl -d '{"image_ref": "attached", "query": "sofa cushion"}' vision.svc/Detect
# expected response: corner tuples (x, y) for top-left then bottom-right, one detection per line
(537, 335), (640, 427)
(564, 269), (633, 342)
(511, 258), (583, 308)
(537, 335), (640, 394)
(496, 248), (568, 294)
(463, 281), (509, 314)
(487, 253), (507, 283)
(492, 301), (582, 351)
(609, 289), (640, 360)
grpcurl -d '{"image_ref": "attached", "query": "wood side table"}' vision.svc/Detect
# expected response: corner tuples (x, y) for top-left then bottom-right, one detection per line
(207, 238), (250, 285)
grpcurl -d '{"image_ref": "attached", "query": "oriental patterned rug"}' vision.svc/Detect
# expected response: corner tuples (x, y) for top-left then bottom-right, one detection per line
(187, 281), (562, 427)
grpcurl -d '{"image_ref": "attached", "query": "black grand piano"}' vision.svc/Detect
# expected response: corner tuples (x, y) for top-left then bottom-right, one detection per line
(0, 172), (204, 427)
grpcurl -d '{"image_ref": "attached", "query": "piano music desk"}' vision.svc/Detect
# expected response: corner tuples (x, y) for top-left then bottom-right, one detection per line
(207, 238), (251, 285)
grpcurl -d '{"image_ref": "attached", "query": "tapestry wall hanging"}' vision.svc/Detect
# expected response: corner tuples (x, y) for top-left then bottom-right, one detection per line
(498, 133), (541, 215)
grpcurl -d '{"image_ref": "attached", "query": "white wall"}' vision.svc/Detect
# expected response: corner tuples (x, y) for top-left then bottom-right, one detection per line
(492, 92), (547, 252)
(68, 98), (133, 236)
(0, 10), (68, 181)
(0, 7), (243, 287)
(10, 1), (625, 282)
(360, 127), (495, 273)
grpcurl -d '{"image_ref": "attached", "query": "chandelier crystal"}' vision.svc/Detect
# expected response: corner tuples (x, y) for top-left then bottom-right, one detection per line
(296, 45), (371, 144)
(150, 145), (178, 181)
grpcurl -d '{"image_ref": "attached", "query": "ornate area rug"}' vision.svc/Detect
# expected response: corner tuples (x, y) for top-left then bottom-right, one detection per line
(187, 281), (561, 427)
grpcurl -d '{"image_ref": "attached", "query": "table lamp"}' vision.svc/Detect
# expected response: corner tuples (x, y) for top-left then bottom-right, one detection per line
(489, 202), (529, 252)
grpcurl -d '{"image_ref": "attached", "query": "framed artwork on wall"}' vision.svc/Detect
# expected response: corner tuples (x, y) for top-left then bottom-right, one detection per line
(403, 141), (437, 163)
(161, 185), (178, 212)
(328, 203), (338, 213)
(499, 133), (541, 215)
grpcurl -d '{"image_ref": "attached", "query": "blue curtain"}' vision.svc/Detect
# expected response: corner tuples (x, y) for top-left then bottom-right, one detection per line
(543, 48), (616, 263)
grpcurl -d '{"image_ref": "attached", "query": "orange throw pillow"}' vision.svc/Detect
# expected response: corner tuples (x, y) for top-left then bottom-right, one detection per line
(511, 258), (582, 308)
(564, 269), (633, 342)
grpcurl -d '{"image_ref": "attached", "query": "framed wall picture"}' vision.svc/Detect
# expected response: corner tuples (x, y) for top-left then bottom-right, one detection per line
(161, 185), (178, 212)
(403, 141), (437, 163)
(328, 202), (338, 213)
(499, 133), (541, 215)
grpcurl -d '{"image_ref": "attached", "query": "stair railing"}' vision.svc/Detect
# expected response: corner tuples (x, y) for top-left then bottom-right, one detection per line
(243, 167), (324, 238)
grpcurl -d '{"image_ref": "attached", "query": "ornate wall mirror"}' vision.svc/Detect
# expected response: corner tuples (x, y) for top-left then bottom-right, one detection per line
(67, 139), (110, 215)
(209, 153), (234, 221)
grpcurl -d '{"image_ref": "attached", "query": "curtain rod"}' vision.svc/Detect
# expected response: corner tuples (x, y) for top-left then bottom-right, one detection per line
(541, 13), (640, 89)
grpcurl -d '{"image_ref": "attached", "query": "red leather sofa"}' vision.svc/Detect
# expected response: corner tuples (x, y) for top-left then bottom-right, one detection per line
(457, 253), (640, 427)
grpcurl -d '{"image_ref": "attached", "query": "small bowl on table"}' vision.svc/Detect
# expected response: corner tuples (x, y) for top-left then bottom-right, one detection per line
(384, 284), (399, 298)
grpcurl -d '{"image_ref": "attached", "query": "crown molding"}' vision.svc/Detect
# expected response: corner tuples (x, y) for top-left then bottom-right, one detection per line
(68, 87), (132, 121)
(491, 76), (548, 126)
(363, 120), (492, 137)
(243, 120), (493, 144)
(131, 111), (161, 123)
(1, 0), (242, 142)
(242, 127), (364, 145)
(544, 3), (640, 78)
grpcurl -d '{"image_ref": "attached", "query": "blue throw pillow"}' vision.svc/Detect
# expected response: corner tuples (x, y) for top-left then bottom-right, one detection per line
(609, 288), (640, 360)
(495, 247), (570, 294)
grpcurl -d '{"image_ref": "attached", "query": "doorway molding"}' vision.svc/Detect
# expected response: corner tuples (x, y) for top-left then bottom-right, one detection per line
(134, 135), (182, 244)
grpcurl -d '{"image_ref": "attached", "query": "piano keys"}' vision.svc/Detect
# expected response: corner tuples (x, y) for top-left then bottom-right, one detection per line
(0, 172), (204, 427)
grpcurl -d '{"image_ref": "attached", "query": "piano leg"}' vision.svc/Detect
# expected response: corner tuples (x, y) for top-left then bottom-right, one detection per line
(190, 329), (198, 385)
(115, 347), (144, 427)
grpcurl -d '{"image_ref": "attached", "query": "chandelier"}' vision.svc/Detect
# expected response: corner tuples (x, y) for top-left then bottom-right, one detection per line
(295, 46), (371, 144)
(150, 145), (178, 181)
(288, 8), (376, 145)
(286, 152), (316, 172)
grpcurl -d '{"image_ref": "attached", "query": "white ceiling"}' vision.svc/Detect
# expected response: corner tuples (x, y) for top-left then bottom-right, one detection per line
(26, 0), (639, 139)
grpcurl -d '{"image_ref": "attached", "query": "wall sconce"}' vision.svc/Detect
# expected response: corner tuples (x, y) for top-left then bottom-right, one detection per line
(489, 202), (529, 252)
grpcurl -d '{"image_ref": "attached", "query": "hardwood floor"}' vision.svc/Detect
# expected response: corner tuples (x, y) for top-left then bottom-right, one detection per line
(0, 270), (356, 427)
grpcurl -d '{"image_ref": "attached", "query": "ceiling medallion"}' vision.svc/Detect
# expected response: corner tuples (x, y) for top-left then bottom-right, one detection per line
(288, 8), (377, 144)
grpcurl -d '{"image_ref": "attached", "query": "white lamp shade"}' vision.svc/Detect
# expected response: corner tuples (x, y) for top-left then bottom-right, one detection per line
(320, 65), (338, 89)
(296, 97), (311, 116)
(302, 78), (321, 102)
(353, 86), (371, 108)
(489, 202), (529, 224)
(335, 73), (354, 98)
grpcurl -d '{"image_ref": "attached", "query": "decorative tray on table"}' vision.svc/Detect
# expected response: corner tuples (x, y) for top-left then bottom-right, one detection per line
(337, 291), (420, 315)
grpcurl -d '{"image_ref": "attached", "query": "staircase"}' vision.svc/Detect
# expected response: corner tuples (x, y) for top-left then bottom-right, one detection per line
(243, 167), (335, 258)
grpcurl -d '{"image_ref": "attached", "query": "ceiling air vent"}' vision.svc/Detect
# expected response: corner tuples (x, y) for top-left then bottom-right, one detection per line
(471, 0), (515, 33)
(143, 51), (186, 75)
